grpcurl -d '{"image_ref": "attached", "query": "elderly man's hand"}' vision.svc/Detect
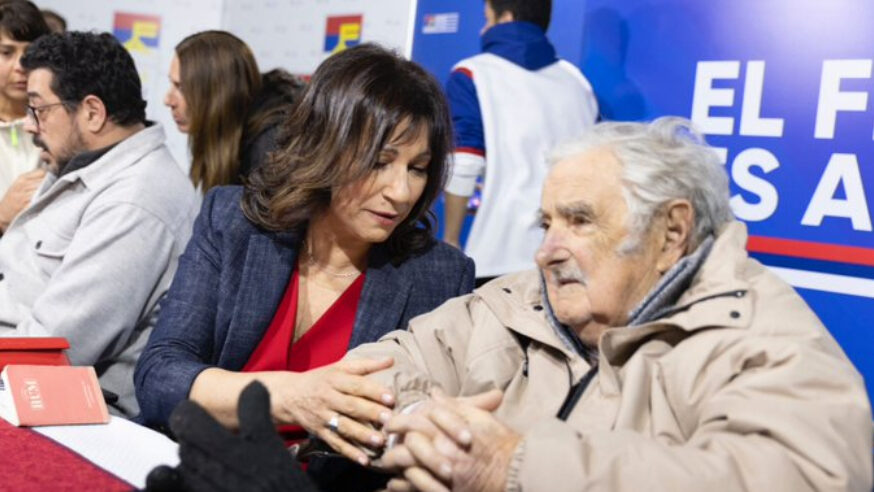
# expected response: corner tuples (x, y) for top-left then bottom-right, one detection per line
(379, 390), (521, 492)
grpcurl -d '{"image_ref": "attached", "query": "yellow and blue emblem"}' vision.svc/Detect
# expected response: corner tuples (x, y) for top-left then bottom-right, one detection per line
(324, 15), (362, 54)
(113, 13), (161, 53)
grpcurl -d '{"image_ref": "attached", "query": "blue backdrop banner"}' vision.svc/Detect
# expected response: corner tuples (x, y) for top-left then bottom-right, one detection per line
(412, 0), (873, 401)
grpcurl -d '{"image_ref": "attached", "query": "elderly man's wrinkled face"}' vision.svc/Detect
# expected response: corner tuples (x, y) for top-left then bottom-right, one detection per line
(535, 147), (664, 345)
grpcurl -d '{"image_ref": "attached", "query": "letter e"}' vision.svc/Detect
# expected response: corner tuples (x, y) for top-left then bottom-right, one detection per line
(691, 61), (740, 135)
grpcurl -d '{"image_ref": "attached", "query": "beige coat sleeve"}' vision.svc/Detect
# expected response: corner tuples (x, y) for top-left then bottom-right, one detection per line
(346, 292), (522, 409)
(510, 334), (873, 492)
(344, 294), (478, 408)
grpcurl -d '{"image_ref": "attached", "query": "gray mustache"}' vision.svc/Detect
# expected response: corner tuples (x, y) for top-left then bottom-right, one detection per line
(549, 265), (587, 285)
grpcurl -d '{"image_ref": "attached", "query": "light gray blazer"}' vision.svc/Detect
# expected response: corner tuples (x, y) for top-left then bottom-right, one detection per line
(0, 123), (198, 417)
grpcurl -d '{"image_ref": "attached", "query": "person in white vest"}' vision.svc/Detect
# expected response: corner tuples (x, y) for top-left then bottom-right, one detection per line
(0, 32), (198, 417)
(442, 0), (598, 285)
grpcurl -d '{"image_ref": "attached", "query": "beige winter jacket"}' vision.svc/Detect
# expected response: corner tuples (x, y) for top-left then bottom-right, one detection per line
(348, 222), (873, 491)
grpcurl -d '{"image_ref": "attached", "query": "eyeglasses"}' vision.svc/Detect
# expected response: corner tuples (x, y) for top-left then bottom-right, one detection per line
(26, 102), (66, 130)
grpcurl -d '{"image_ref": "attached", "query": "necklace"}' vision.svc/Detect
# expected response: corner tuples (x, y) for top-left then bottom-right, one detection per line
(302, 241), (362, 278)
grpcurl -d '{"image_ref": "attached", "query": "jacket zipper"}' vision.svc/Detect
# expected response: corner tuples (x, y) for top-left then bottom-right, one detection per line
(556, 364), (598, 421)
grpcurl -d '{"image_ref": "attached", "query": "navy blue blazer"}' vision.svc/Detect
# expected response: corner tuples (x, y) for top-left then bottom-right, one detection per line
(134, 186), (475, 427)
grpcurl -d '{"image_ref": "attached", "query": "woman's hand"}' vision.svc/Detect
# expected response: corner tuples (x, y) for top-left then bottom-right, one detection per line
(269, 357), (396, 465)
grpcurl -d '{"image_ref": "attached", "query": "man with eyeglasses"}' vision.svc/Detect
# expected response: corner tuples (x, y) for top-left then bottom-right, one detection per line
(0, 32), (198, 418)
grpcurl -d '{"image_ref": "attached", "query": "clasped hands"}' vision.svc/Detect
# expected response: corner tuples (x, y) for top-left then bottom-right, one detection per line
(375, 389), (521, 492)
(151, 357), (522, 492)
(271, 357), (521, 491)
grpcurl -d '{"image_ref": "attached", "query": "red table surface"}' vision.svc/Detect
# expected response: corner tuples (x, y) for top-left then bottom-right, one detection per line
(0, 418), (131, 491)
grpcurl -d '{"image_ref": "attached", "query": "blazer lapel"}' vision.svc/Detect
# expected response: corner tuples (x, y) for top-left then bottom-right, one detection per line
(222, 230), (298, 370)
(349, 246), (412, 349)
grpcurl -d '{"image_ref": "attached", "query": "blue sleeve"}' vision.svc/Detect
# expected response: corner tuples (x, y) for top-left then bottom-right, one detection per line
(134, 189), (223, 428)
(458, 255), (475, 296)
(446, 69), (485, 153)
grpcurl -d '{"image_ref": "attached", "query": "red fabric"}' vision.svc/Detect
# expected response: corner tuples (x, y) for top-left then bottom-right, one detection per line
(456, 146), (486, 157)
(0, 419), (130, 491)
(0, 337), (70, 350)
(453, 67), (474, 80)
(0, 337), (71, 371)
(243, 268), (366, 441)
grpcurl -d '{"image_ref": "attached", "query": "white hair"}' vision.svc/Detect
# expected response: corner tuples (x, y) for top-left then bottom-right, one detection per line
(548, 117), (733, 252)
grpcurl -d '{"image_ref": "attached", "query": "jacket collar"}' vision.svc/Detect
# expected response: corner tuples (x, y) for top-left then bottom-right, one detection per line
(349, 245), (413, 349)
(53, 123), (166, 190)
(478, 222), (755, 367)
(222, 229), (300, 370)
(222, 230), (413, 369)
(481, 21), (558, 71)
(599, 222), (754, 364)
(626, 235), (714, 325)
(58, 141), (117, 177)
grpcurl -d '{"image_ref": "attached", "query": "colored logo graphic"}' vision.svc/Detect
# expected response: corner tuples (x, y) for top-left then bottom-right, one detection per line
(324, 15), (362, 54)
(113, 12), (161, 53)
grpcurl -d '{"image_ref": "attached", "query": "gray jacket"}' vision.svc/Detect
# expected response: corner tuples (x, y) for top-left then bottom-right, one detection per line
(0, 123), (198, 417)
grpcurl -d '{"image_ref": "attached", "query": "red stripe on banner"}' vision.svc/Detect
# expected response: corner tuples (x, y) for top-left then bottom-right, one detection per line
(747, 235), (874, 267)
(453, 67), (473, 79)
(456, 147), (485, 157)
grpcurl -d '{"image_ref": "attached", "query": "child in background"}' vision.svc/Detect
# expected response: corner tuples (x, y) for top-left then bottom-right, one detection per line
(0, 1), (49, 232)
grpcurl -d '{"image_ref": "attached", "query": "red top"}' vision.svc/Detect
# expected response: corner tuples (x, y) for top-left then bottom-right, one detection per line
(242, 267), (366, 441)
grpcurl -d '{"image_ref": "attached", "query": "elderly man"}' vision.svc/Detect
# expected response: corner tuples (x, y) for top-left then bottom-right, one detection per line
(148, 118), (871, 492)
(0, 32), (197, 417)
(344, 117), (872, 491)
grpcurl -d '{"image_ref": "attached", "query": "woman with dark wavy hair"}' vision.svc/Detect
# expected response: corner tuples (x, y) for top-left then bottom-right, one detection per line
(135, 44), (474, 465)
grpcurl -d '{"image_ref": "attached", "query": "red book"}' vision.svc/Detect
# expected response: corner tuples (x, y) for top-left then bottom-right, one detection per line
(0, 337), (71, 371)
(0, 365), (109, 427)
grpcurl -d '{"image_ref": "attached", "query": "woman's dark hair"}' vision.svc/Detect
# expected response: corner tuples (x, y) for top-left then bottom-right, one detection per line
(244, 68), (305, 147)
(242, 43), (452, 261)
(0, 1), (50, 42)
(488, 0), (552, 31)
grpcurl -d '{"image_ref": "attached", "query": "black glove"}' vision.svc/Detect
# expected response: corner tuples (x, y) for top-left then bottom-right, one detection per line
(144, 381), (319, 492)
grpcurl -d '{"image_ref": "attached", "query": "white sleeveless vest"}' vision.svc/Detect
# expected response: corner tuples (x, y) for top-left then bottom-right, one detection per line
(456, 53), (598, 277)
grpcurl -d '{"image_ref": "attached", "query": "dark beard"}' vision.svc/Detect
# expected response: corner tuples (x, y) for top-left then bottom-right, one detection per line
(33, 132), (83, 173)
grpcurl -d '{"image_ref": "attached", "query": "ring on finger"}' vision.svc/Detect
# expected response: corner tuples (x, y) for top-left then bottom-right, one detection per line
(327, 413), (340, 433)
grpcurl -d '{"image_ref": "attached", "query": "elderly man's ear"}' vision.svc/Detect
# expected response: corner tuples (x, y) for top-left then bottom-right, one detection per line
(656, 199), (694, 273)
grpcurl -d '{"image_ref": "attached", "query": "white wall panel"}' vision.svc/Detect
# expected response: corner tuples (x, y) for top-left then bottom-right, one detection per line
(31, 0), (417, 170)
(35, 0), (224, 170)
(221, 0), (415, 74)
